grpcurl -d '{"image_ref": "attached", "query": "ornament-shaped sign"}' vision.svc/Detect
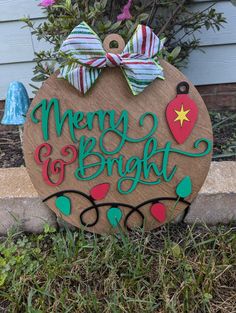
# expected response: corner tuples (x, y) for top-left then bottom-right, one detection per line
(23, 24), (213, 234)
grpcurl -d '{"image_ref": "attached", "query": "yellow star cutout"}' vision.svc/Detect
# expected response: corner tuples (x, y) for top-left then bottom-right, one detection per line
(174, 104), (190, 127)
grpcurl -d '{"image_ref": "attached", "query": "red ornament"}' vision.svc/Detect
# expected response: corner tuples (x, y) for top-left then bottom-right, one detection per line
(150, 202), (166, 223)
(166, 82), (198, 144)
(90, 183), (110, 200)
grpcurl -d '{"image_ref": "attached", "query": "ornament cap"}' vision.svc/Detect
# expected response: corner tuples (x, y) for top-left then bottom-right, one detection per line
(177, 81), (189, 95)
(103, 34), (125, 54)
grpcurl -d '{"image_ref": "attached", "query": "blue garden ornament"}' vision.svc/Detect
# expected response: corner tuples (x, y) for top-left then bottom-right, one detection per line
(1, 81), (30, 125)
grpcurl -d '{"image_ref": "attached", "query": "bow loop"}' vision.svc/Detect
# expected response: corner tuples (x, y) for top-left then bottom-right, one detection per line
(123, 24), (163, 58)
(59, 22), (164, 95)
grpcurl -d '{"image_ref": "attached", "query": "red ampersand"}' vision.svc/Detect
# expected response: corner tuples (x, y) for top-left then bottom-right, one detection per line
(34, 143), (78, 186)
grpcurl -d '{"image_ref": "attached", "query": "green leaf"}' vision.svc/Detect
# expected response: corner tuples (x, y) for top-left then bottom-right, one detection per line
(0, 273), (7, 287)
(44, 224), (56, 234)
(52, 5), (67, 10)
(137, 13), (149, 22)
(171, 243), (182, 258)
(110, 21), (122, 32)
(94, 2), (101, 10)
(170, 46), (181, 60)
(125, 20), (133, 29)
(100, 0), (108, 9)
(32, 74), (46, 82)
(203, 293), (213, 303)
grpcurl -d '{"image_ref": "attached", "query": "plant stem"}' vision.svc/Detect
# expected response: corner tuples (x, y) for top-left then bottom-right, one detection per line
(172, 3), (216, 38)
(157, 0), (186, 36)
(147, 0), (158, 26)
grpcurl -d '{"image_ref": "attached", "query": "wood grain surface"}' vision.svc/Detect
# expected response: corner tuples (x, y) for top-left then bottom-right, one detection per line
(23, 60), (213, 234)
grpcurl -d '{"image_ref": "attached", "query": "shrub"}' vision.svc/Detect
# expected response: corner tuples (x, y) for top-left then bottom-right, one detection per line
(22, 0), (226, 90)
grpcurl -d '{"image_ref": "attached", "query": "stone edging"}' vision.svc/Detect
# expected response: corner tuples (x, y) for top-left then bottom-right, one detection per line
(0, 162), (235, 234)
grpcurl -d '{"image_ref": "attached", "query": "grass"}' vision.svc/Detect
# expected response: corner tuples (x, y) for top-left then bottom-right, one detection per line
(0, 223), (235, 313)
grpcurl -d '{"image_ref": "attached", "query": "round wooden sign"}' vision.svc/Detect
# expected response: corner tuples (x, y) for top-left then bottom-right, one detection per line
(23, 60), (213, 233)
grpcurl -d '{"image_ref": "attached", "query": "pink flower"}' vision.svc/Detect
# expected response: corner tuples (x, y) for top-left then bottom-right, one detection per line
(117, 0), (133, 21)
(39, 0), (56, 7)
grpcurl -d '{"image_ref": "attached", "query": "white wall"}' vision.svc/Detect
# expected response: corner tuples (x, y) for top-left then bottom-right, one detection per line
(0, 0), (44, 100)
(182, 0), (236, 85)
(0, 0), (235, 100)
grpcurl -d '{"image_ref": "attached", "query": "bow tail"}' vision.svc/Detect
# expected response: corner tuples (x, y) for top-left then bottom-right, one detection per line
(122, 60), (164, 96)
(59, 64), (102, 94)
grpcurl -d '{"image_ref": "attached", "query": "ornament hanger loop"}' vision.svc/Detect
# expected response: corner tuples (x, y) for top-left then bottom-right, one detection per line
(177, 81), (190, 95)
(103, 34), (125, 54)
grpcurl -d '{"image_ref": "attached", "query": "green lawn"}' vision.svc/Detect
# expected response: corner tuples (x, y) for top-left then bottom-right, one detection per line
(0, 223), (235, 313)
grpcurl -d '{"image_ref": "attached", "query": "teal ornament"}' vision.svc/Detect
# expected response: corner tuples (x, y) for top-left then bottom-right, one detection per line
(107, 207), (123, 228)
(176, 176), (192, 198)
(1, 81), (30, 125)
(55, 196), (71, 216)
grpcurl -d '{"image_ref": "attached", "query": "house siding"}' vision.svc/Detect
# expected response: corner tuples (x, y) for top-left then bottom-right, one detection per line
(182, 0), (236, 85)
(0, 0), (235, 100)
(0, 0), (44, 100)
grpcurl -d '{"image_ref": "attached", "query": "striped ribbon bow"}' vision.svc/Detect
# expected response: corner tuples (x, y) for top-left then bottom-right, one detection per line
(59, 22), (164, 96)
